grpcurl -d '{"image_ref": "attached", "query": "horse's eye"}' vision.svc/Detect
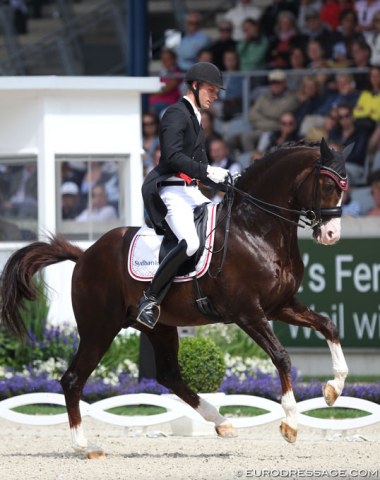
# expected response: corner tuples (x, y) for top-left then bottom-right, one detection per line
(322, 181), (335, 193)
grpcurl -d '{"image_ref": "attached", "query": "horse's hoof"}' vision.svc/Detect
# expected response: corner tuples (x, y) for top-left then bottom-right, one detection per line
(86, 449), (106, 460)
(323, 382), (339, 406)
(279, 422), (297, 443)
(215, 422), (238, 438)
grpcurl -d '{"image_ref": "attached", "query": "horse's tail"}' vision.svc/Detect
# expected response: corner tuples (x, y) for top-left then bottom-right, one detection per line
(0, 235), (84, 339)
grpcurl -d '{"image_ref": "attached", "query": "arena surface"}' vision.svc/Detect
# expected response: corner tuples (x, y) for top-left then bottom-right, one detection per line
(0, 418), (379, 480)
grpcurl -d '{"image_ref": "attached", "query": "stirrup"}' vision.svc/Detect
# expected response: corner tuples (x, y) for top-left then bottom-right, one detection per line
(136, 297), (161, 329)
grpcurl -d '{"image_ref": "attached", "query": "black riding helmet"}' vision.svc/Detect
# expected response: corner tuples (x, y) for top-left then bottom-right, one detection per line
(185, 62), (224, 108)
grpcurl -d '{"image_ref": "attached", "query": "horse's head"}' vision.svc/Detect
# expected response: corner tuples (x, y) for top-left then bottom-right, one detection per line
(310, 138), (351, 245)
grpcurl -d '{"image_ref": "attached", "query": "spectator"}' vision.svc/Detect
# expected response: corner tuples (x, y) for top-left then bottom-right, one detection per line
(142, 113), (160, 174)
(331, 9), (364, 66)
(197, 48), (213, 63)
(294, 75), (322, 128)
(237, 18), (269, 71)
(0, 164), (37, 219)
(350, 38), (372, 90)
(149, 48), (182, 117)
(223, 0), (263, 41)
(267, 10), (304, 68)
(329, 103), (370, 183)
(320, 0), (354, 31)
(176, 11), (210, 71)
(263, 111), (301, 154)
(353, 65), (380, 133)
(201, 110), (222, 157)
(76, 184), (117, 222)
(366, 170), (380, 216)
(298, 1), (323, 32)
(305, 108), (339, 142)
(305, 108), (338, 142)
(216, 49), (244, 121)
(365, 10), (380, 65)
(315, 72), (360, 116)
(227, 69), (299, 155)
(306, 39), (334, 69)
(61, 182), (81, 220)
(209, 20), (237, 71)
(144, 146), (161, 177)
(367, 123), (380, 172)
(302, 5), (336, 58)
(355, 0), (380, 33)
(260, 1), (299, 37)
(287, 46), (308, 91)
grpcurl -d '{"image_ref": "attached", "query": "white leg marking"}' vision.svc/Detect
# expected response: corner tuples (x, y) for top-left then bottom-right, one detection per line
(327, 340), (348, 396)
(196, 398), (228, 427)
(281, 390), (298, 430)
(70, 424), (88, 451)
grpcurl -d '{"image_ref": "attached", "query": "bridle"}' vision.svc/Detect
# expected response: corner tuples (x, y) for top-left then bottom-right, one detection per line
(207, 157), (347, 278)
(227, 156), (346, 229)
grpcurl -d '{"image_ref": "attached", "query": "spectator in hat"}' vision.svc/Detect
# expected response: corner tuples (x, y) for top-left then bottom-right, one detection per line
(226, 69), (299, 155)
(61, 182), (82, 220)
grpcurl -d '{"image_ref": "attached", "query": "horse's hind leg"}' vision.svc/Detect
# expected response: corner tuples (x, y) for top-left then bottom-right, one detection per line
(143, 323), (237, 437)
(275, 299), (348, 407)
(61, 332), (119, 458)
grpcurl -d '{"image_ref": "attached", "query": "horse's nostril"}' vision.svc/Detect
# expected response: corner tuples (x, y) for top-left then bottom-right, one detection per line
(328, 230), (334, 238)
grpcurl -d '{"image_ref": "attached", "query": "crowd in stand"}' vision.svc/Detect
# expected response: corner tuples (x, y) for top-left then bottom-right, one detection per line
(145, 0), (380, 216)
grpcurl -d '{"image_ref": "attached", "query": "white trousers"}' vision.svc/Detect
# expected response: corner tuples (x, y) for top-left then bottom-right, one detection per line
(159, 184), (210, 257)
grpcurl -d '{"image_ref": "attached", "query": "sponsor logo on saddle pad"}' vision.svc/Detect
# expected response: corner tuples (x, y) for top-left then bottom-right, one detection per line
(128, 204), (217, 283)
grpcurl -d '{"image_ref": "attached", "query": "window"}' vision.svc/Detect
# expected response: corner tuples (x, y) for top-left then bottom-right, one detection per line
(56, 155), (127, 241)
(0, 156), (38, 241)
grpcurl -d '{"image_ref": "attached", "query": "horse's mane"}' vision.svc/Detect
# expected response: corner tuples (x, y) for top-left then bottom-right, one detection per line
(239, 140), (320, 184)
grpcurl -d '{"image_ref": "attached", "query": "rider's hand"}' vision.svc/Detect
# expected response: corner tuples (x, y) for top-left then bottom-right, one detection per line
(207, 165), (229, 184)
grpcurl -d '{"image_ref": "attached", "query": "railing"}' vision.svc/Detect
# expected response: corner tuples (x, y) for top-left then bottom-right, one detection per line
(1, 392), (379, 432)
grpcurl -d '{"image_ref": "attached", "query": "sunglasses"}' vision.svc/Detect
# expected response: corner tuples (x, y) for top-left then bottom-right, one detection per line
(143, 121), (156, 127)
(281, 121), (295, 126)
(338, 113), (351, 119)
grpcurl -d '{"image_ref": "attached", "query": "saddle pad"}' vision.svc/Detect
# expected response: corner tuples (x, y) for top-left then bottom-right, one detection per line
(128, 204), (217, 283)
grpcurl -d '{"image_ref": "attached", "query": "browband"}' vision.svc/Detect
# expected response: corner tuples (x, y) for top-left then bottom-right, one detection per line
(320, 167), (348, 191)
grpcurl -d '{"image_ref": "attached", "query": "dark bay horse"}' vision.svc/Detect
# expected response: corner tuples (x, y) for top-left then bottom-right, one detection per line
(0, 139), (351, 458)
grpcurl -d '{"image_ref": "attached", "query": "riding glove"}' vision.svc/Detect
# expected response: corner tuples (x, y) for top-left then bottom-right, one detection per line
(206, 165), (229, 184)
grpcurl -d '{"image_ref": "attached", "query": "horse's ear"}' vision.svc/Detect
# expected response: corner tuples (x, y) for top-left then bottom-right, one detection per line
(342, 142), (355, 161)
(320, 137), (334, 161)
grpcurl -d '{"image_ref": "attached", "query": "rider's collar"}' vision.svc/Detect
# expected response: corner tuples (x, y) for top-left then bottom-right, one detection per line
(183, 95), (201, 124)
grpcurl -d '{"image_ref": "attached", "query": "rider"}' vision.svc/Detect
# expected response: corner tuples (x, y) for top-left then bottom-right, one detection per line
(136, 62), (230, 329)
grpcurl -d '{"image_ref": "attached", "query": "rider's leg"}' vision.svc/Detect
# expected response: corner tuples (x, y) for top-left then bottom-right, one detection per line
(137, 239), (189, 328)
(137, 186), (201, 329)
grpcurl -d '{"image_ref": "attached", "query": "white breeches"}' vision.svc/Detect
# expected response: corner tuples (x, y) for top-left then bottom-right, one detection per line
(159, 185), (210, 257)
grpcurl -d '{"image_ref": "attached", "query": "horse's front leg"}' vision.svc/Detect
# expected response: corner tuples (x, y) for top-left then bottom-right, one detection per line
(142, 323), (237, 437)
(237, 312), (298, 443)
(274, 299), (348, 406)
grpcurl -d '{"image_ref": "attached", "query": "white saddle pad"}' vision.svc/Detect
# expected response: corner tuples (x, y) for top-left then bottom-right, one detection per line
(128, 204), (218, 283)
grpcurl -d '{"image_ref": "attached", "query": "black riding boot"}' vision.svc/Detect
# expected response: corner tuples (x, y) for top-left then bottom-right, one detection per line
(136, 240), (189, 329)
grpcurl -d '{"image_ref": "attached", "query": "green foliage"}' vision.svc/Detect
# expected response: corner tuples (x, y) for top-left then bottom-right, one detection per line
(196, 324), (268, 359)
(178, 337), (226, 393)
(99, 331), (140, 370)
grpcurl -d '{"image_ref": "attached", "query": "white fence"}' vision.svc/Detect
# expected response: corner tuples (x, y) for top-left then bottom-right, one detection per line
(0, 393), (379, 432)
